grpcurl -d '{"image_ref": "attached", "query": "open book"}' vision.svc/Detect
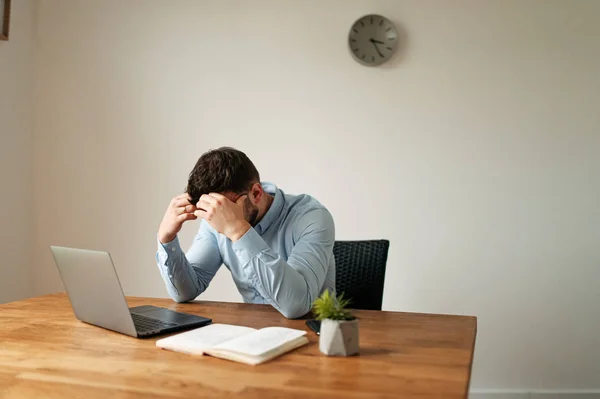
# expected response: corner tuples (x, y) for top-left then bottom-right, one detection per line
(155, 324), (309, 365)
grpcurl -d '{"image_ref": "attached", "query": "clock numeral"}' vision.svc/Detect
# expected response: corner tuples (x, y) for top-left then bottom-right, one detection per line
(388, 37), (395, 41)
(372, 55), (375, 61)
(353, 48), (359, 53)
(386, 27), (392, 32)
(353, 28), (358, 33)
(370, 17), (373, 24)
(351, 38), (356, 42)
(360, 20), (364, 27)
(386, 46), (392, 51)
(361, 54), (366, 60)
(379, 19), (384, 26)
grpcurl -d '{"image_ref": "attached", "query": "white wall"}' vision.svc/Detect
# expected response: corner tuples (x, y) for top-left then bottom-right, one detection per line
(31, 0), (600, 393)
(0, 0), (36, 303)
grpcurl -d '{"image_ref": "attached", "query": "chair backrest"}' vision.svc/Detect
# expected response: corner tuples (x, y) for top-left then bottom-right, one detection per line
(333, 240), (390, 311)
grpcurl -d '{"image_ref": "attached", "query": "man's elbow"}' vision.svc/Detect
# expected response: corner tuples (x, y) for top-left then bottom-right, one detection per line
(168, 290), (197, 304)
(278, 302), (311, 319)
(172, 296), (190, 304)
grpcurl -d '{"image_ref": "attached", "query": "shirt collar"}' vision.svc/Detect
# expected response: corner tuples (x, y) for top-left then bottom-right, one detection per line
(254, 182), (284, 235)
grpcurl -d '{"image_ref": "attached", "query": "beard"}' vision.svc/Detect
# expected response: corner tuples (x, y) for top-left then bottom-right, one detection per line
(244, 197), (260, 227)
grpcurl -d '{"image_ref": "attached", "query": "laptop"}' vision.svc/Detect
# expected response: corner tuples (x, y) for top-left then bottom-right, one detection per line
(50, 246), (212, 338)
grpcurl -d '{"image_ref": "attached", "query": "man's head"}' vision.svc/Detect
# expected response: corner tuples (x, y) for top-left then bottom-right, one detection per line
(186, 147), (264, 226)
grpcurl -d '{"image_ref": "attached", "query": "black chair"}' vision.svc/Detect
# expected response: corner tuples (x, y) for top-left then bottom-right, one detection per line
(333, 240), (390, 311)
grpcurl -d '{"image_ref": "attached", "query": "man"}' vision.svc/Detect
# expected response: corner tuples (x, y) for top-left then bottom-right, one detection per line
(156, 147), (335, 319)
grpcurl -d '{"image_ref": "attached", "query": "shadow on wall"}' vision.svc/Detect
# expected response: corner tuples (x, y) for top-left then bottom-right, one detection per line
(380, 20), (410, 70)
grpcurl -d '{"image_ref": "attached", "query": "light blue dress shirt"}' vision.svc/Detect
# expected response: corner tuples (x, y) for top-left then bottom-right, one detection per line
(156, 182), (335, 319)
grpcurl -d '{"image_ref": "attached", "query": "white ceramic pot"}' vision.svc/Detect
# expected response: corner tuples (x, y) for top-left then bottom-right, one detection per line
(319, 318), (359, 356)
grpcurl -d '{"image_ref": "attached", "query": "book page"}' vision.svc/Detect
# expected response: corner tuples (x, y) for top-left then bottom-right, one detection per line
(156, 324), (256, 355)
(207, 337), (308, 365)
(210, 327), (307, 357)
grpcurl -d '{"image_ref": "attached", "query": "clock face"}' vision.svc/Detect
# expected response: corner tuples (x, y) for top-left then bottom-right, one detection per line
(348, 14), (398, 66)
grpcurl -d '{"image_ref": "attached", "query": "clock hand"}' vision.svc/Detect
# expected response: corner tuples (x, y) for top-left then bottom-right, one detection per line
(369, 38), (385, 45)
(369, 40), (385, 58)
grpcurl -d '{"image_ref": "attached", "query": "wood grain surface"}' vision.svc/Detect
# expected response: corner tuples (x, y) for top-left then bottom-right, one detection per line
(0, 294), (476, 398)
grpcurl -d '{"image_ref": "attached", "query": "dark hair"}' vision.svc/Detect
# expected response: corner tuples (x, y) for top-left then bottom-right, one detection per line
(186, 147), (260, 204)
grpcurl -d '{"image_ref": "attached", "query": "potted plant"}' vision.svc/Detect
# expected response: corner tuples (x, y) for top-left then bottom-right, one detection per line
(312, 289), (359, 356)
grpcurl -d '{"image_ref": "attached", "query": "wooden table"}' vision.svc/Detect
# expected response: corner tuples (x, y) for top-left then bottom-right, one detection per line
(0, 294), (476, 398)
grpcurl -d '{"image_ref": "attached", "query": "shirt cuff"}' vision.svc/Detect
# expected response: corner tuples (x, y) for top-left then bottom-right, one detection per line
(232, 227), (269, 264)
(158, 235), (182, 255)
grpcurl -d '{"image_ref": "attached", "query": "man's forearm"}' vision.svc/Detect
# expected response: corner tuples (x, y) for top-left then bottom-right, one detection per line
(232, 229), (325, 319)
(156, 236), (202, 303)
(225, 220), (251, 243)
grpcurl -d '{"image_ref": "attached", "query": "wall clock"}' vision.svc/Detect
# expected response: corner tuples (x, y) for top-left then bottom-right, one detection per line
(348, 14), (398, 66)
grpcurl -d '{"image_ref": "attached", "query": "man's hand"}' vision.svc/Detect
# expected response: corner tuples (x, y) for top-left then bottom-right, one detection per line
(195, 193), (250, 242)
(158, 193), (198, 244)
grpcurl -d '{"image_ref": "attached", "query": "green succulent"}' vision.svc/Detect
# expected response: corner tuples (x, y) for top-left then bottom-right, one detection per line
(312, 289), (355, 321)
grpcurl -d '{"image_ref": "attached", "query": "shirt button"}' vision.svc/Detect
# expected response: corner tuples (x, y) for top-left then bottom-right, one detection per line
(171, 247), (176, 252)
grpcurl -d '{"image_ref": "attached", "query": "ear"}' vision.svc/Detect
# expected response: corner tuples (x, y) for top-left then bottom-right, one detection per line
(249, 182), (263, 204)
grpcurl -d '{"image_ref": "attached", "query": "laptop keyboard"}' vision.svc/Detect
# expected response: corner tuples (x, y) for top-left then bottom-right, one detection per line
(131, 313), (178, 333)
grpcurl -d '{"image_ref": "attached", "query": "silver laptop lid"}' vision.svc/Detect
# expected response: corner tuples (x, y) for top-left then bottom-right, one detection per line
(50, 246), (137, 337)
